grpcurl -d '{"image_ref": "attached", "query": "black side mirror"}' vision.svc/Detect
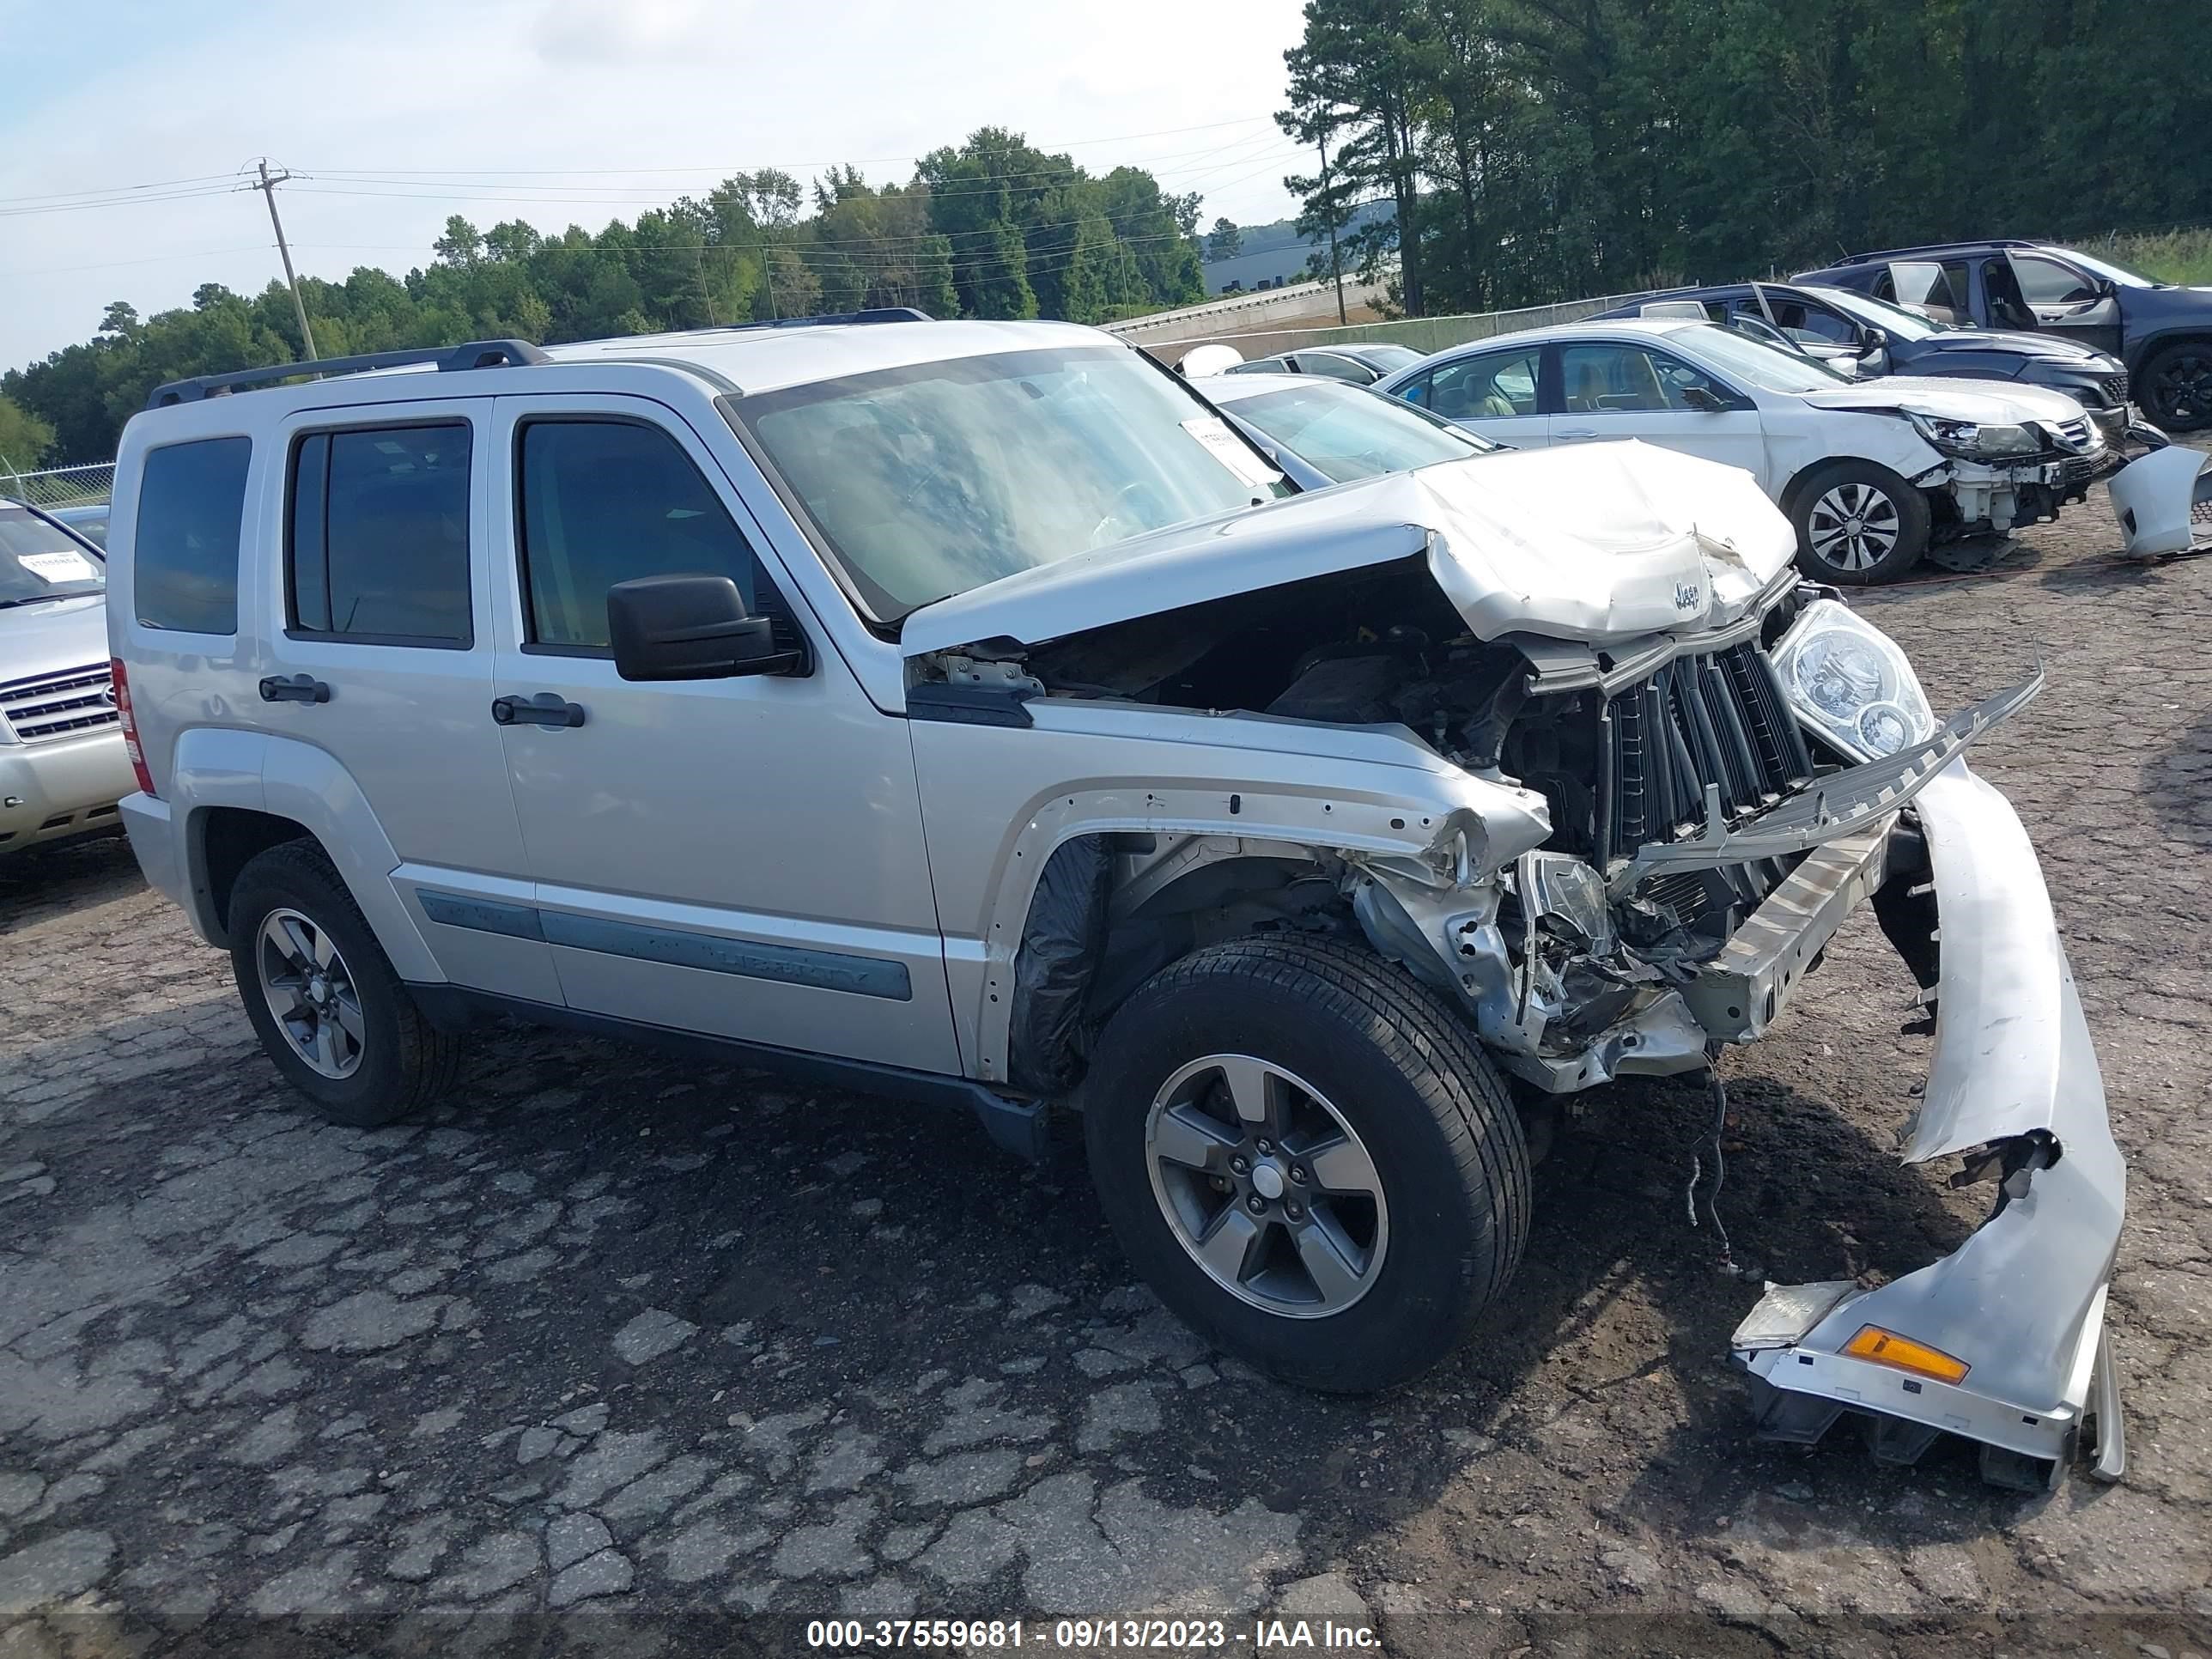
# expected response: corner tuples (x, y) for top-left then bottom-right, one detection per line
(606, 574), (805, 682)
(1680, 385), (1727, 412)
(1860, 325), (1889, 355)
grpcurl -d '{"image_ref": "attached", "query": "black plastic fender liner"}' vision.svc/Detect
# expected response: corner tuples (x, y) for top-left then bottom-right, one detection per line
(1870, 816), (1940, 992)
(1007, 836), (1115, 1097)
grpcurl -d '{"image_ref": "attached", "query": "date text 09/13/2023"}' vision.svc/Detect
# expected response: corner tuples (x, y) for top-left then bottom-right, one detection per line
(805, 1617), (1382, 1650)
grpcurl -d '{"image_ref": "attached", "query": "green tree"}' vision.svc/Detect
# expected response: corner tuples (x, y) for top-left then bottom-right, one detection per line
(0, 394), (55, 475)
(1283, 0), (1431, 314)
(3, 131), (1225, 458)
(1204, 217), (1244, 261)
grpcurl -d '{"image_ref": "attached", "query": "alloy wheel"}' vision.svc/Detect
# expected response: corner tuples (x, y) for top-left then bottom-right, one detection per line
(1808, 481), (1902, 573)
(1144, 1054), (1389, 1318)
(256, 908), (366, 1079)
(2148, 349), (2212, 427)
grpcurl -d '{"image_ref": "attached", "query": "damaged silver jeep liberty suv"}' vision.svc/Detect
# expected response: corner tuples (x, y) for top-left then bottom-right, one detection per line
(108, 312), (2124, 1489)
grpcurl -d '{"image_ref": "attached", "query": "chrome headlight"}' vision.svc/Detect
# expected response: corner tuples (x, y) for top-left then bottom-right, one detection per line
(1771, 599), (1936, 761)
(1907, 411), (2041, 458)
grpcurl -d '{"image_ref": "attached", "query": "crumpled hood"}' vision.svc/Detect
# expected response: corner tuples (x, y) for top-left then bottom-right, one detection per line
(901, 440), (1796, 656)
(1803, 374), (2090, 427)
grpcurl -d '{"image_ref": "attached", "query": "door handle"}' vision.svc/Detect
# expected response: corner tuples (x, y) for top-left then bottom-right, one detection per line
(1555, 428), (1600, 440)
(492, 692), (587, 729)
(259, 674), (331, 704)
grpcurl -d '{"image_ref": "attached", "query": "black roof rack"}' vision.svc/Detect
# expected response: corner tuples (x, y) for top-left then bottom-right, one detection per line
(144, 311), (939, 411)
(144, 337), (552, 410)
(1833, 238), (2039, 266)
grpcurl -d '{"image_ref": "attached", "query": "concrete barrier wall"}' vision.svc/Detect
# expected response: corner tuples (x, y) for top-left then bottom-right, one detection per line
(1121, 292), (1648, 367)
(1104, 272), (1395, 343)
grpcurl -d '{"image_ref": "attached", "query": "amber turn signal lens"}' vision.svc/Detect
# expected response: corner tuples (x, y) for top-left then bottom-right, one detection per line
(1842, 1324), (1970, 1385)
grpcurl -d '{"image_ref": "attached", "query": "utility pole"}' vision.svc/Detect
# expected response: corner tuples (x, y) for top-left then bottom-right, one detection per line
(691, 244), (720, 326)
(1318, 135), (1347, 326)
(251, 160), (319, 362)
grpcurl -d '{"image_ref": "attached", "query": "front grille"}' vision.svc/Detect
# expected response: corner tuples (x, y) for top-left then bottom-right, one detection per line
(1601, 642), (1813, 865)
(2051, 416), (2094, 451)
(0, 664), (120, 744)
(2106, 369), (2130, 406)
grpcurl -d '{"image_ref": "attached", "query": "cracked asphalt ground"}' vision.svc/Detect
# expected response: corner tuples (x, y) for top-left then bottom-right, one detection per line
(4, 460), (2210, 1658)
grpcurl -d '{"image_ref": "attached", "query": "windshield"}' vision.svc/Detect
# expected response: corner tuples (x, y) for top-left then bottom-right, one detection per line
(1346, 343), (1424, 371)
(734, 346), (1286, 621)
(0, 505), (106, 605)
(1671, 325), (1852, 393)
(1800, 284), (1945, 340)
(2058, 247), (2156, 289)
(1224, 381), (1491, 482)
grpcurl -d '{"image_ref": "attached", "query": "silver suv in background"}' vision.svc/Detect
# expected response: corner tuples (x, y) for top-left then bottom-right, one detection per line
(107, 315), (2124, 1489)
(0, 499), (133, 855)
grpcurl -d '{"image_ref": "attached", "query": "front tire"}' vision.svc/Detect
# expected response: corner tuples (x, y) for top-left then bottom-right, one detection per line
(1790, 459), (1930, 585)
(1083, 936), (1530, 1393)
(228, 840), (460, 1127)
(2139, 341), (2212, 433)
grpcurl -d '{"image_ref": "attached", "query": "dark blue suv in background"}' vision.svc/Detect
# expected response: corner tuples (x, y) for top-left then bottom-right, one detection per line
(1595, 278), (2154, 449)
(1794, 240), (2212, 433)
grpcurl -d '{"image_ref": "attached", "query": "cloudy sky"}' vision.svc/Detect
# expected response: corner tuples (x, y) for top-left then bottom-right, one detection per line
(0, 0), (1309, 373)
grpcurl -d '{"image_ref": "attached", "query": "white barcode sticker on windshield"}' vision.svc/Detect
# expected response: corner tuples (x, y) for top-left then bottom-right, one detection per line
(1181, 416), (1280, 490)
(21, 550), (95, 584)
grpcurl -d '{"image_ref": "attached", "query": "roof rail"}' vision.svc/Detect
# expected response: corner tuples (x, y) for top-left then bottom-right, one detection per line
(706, 307), (933, 333)
(144, 337), (551, 410)
(1833, 238), (2038, 266)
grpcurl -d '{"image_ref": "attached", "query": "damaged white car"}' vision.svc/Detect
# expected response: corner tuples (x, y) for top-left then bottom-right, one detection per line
(110, 317), (2124, 1493)
(1376, 317), (2116, 584)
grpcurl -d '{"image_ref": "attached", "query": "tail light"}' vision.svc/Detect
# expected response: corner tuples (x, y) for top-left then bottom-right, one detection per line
(110, 658), (158, 799)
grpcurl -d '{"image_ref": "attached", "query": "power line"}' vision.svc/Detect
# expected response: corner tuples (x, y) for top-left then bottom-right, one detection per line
(290, 117), (1281, 178)
(295, 132), (1281, 198)
(0, 244), (274, 280)
(0, 173), (243, 209)
(0, 185), (240, 219)
(0, 125), (1295, 221)
(277, 141), (1301, 214)
(305, 128), (1296, 198)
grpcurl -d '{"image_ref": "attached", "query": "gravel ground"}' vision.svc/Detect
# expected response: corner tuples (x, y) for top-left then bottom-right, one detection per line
(3, 466), (2209, 1656)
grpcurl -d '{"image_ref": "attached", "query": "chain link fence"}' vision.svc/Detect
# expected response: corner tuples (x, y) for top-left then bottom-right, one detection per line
(4, 461), (116, 509)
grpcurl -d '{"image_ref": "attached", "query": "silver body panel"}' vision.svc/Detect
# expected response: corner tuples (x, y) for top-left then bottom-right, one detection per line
(2107, 442), (2211, 558)
(0, 590), (132, 855)
(1734, 762), (2124, 1475)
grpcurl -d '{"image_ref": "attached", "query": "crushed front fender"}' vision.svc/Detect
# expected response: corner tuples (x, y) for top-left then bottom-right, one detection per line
(1730, 760), (2127, 1489)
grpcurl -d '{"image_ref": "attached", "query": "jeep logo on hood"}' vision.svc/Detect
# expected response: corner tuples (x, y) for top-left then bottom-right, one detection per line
(1674, 581), (1702, 611)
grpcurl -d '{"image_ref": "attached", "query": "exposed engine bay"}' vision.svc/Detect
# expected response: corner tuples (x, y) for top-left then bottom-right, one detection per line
(989, 556), (1844, 1091)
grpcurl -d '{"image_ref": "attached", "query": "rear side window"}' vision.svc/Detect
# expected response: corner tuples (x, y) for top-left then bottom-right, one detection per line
(517, 419), (763, 651)
(134, 437), (249, 634)
(1424, 349), (1542, 420)
(1297, 353), (1376, 384)
(289, 423), (472, 644)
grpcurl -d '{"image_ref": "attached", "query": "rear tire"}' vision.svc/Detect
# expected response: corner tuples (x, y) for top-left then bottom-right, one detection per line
(2139, 341), (2212, 433)
(1789, 459), (1929, 585)
(228, 840), (460, 1127)
(1083, 935), (1530, 1393)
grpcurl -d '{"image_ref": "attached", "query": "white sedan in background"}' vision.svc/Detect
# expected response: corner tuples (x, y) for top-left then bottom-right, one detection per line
(1200, 371), (1502, 488)
(1373, 317), (2111, 583)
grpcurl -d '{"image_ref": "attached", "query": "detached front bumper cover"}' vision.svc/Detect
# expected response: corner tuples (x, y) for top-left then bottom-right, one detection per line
(2109, 442), (2212, 560)
(1731, 761), (2127, 1490)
